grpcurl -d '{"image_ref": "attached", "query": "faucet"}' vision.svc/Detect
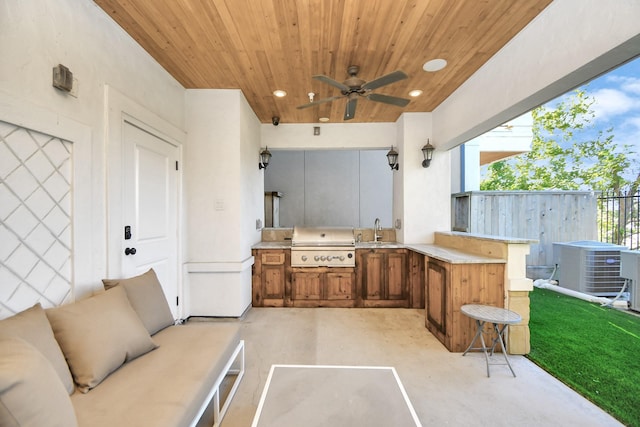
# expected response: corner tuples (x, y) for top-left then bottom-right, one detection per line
(374, 218), (382, 242)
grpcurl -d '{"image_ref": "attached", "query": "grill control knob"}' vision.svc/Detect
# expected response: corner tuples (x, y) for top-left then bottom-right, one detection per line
(339, 256), (345, 261)
(301, 255), (308, 261)
(320, 256), (326, 261)
(314, 256), (320, 261)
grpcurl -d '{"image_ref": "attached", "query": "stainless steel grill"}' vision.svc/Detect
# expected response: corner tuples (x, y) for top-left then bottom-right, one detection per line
(291, 226), (355, 267)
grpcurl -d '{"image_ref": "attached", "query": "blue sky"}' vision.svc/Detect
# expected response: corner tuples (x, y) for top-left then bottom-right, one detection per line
(481, 56), (640, 185)
(585, 57), (640, 155)
(561, 56), (640, 182)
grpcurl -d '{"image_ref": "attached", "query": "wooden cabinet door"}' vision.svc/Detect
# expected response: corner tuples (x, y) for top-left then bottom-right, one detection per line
(363, 252), (384, 299)
(359, 249), (409, 307)
(386, 252), (407, 300)
(426, 260), (447, 336)
(292, 272), (322, 300)
(326, 272), (354, 300)
(262, 265), (285, 299)
(253, 249), (288, 307)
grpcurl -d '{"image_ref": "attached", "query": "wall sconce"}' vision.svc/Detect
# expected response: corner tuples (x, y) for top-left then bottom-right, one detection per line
(259, 147), (272, 169)
(421, 140), (435, 168)
(386, 146), (399, 170)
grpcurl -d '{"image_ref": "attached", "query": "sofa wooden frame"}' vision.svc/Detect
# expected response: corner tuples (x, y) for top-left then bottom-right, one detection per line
(189, 340), (246, 427)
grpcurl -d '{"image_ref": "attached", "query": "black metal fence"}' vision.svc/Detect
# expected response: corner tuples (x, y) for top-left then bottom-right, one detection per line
(598, 191), (640, 250)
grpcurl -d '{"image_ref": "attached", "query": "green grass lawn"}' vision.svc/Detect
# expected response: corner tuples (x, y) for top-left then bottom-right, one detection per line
(528, 288), (640, 426)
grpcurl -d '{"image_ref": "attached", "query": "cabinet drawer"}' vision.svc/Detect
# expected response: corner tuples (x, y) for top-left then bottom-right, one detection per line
(261, 252), (285, 265)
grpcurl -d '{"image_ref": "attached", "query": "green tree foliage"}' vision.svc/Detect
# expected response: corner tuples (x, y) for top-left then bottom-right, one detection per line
(480, 89), (636, 193)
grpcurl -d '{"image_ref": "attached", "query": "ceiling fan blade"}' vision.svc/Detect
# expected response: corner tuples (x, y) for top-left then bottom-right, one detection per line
(313, 75), (350, 92)
(361, 70), (408, 91)
(297, 95), (345, 109)
(344, 98), (357, 120)
(367, 93), (411, 107)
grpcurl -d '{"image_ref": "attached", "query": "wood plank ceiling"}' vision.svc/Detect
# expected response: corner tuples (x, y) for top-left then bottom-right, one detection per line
(94, 0), (552, 124)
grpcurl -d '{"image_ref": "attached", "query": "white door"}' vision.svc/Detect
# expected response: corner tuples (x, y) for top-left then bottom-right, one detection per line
(122, 121), (179, 318)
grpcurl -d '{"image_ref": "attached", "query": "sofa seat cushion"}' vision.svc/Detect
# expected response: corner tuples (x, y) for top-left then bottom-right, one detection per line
(71, 322), (241, 427)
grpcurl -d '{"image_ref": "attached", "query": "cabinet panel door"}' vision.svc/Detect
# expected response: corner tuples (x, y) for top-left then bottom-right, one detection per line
(293, 272), (322, 300)
(364, 253), (384, 299)
(427, 261), (447, 335)
(262, 265), (285, 299)
(387, 252), (407, 300)
(326, 272), (354, 300)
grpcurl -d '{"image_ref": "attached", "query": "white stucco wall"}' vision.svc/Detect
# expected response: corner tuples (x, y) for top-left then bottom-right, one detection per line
(185, 90), (243, 261)
(184, 89), (262, 261)
(394, 113), (449, 244)
(0, 0), (185, 299)
(2, 0), (640, 316)
(261, 118), (448, 241)
(240, 93), (265, 254)
(261, 122), (396, 149)
(184, 89), (261, 316)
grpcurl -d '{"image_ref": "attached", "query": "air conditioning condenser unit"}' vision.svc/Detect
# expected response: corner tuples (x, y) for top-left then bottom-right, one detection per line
(553, 241), (627, 296)
(620, 250), (640, 311)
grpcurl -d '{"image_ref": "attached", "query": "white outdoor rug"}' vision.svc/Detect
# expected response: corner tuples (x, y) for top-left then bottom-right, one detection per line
(251, 365), (422, 427)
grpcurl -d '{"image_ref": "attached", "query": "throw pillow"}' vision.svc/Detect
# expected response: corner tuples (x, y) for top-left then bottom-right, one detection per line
(46, 286), (157, 393)
(0, 337), (78, 427)
(102, 268), (174, 335)
(0, 303), (75, 394)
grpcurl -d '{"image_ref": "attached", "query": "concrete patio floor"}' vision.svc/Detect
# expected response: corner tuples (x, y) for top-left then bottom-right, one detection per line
(220, 307), (622, 426)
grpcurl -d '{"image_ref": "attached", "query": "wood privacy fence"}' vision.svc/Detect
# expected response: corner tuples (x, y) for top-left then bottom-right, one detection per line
(598, 191), (640, 251)
(451, 191), (598, 278)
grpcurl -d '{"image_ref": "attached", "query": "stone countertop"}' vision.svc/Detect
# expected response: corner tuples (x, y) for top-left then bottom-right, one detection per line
(404, 244), (505, 264)
(252, 241), (292, 249)
(436, 231), (538, 244)
(252, 241), (505, 264)
(252, 241), (405, 249)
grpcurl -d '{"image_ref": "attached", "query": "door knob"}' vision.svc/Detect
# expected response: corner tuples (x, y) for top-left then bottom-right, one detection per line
(124, 247), (137, 256)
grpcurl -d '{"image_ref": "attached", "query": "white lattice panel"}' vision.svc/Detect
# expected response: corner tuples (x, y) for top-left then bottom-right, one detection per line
(0, 121), (73, 319)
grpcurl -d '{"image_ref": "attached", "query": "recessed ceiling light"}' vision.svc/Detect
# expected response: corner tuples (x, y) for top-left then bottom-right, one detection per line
(423, 59), (447, 72)
(318, 117), (329, 122)
(273, 90), (287, 97)
(409, 89), (423, 97)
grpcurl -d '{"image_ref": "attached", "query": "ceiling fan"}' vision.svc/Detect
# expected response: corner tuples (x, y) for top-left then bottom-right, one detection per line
(297, 65), (410, 120)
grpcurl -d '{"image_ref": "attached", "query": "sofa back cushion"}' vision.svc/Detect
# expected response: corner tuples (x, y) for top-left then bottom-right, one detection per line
(0, 303), (75, 394)
(46, 286), (157, 393)
(102, 268), (174, 335)
(0, 337), (78, 427)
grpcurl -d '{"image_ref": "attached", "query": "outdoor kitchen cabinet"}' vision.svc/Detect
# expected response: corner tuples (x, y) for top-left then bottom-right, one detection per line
(252, 249), (290, 307)
(291, 268), (355, 307)
(424, 257), (505, 352)
(357, 248), (410, 308)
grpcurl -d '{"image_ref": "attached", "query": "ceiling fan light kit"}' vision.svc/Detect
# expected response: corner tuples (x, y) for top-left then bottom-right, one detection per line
(297, 65), (410, 121)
